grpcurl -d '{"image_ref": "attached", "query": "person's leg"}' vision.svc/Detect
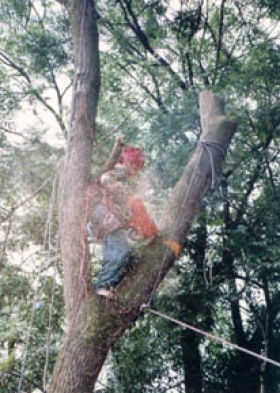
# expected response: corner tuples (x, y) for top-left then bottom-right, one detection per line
(95, 230), (137, 291)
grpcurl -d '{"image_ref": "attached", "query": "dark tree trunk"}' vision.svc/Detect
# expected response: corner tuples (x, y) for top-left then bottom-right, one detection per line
(181, 330), (202, 393)
(180, 211), (212, 393)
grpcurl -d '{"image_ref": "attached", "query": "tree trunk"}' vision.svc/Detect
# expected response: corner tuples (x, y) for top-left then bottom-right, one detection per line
(181, 211), (206, 393)
(182, 330), (202, 393)
(49, 2), (236, 392)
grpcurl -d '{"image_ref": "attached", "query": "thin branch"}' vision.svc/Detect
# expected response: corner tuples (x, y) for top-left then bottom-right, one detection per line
(233, 0), (254, 47)
(0, 178), (52, 224)
(1, 217), (12, 265)
(202, 16), (218, 47)
(198, 14), (212, 86)
(185, 51), (194, 86)
(103, 136), (125, 171)
(50, 69), (63, 110)
(117, 0), (189, 91)
(43, 242), (59, 391)
(135, 0), (161, 18)
(0, 51), (32, 83)
(117, 60), (166, 108)
(234, 274), (265, 290)
(149, 69), (165, 109)
(233, 161), (263, 226)
(2, 369), (45, 392)
(30, 0), (45, 28)
(215, 0), (226, 77)
(61, 79), (73, 99)
(98, 95), (149, 141)
(0, 126), (25, 138)
(0, 51), (66, 134)
(265, 160), (276, 191)
(102, 18), (147, 60)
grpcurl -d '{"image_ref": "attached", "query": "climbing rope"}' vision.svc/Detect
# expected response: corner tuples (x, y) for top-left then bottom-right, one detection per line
(18, 175), (58, 393)
(199, 140), (226, 188)
(17, 279), (43, 393)
(42, 236), (59, 391)
(141, 305), (280, 370)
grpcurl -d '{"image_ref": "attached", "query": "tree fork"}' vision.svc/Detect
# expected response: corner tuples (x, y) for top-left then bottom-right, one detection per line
(49, 1), (236, 391)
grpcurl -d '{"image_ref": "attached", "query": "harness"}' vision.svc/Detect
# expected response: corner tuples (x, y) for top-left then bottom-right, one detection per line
(88, 177), (130, 242)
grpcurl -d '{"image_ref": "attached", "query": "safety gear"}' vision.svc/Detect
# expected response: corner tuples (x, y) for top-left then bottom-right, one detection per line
(88, 202), (127, 241)
(118, 146), (145, 170)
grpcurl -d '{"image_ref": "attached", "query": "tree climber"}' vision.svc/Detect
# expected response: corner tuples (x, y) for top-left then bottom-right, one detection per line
(88, 146), (158, 297)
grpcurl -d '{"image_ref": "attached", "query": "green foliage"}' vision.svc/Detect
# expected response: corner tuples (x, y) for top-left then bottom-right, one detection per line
(258, 0), (280, 17)
(0, 266), (65, 393)
(0, 0), (71, 138)
(0, 5), (67, 391)
(1, 0), (280, 392)
(96, 312), (184, 393)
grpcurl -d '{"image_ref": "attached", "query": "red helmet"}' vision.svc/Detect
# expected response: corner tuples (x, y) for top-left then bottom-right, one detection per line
(118, 146), (145, 169)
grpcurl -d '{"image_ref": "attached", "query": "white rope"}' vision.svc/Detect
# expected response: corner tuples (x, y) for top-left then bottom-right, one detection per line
(43, 174), (58, 250)
(18, 175), (58, 392)
(42, 175), (59, 390)
(142, 306), (280, 369)
(17, 280), (42, 393)
(199, 140), (226, 188)
(43, 238), (59, 391)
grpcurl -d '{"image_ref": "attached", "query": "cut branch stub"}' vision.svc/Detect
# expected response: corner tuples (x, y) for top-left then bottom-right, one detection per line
(200, 89), (225, 134)
(161, 90), (236, 243)
(103, 136), (125, 171)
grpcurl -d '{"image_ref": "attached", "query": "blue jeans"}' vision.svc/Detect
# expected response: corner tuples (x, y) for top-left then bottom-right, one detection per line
(95, 230), (138, 289)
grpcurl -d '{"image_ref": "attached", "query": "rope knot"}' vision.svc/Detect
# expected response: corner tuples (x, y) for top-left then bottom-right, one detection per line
(198, 140), (227, 188)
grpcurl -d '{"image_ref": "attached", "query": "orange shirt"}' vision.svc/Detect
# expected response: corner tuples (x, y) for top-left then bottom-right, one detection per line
(128, 197), (157, 238)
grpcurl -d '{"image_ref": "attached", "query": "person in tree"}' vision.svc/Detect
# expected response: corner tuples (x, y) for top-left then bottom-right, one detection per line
(88, 146), (158, 297)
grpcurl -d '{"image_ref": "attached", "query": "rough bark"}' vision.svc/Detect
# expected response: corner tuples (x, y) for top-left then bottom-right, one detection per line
(49, 0), (100, 392)
(49, 2), (236, 392)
